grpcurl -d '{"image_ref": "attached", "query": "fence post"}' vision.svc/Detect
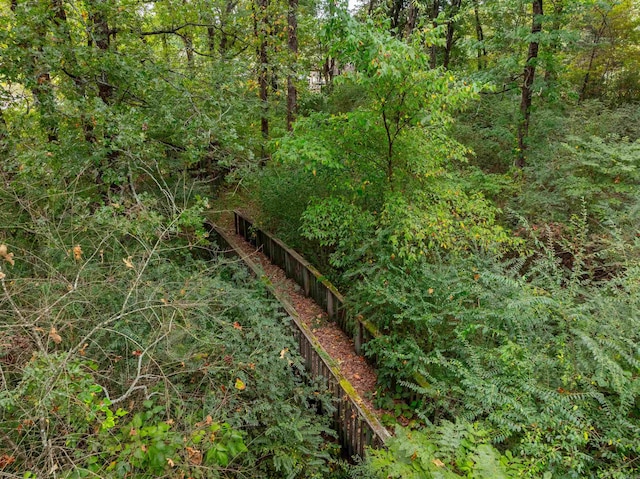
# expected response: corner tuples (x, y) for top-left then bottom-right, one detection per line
(354, 320), (363, 355)
(327, 291), (334, 319)
(303, 269), (310, 296)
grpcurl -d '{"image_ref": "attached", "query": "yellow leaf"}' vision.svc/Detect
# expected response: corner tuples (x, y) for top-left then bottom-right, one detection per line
(73, 244), (82, 261)
(280, 348), (289, 359)
(234, 378), (246, 391)
(433, 458), (445, 467)
(428, 288), (434, 294)
(123, 257), (134, 268)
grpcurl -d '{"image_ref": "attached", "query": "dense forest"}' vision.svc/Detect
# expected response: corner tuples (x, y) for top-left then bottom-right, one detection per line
(0, 0), (639, 476)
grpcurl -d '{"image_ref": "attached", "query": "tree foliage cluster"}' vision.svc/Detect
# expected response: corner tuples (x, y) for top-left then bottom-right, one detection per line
(0, 0), (347, 475)
(251, 3), (640, 478)
(1, 0), (640, 476)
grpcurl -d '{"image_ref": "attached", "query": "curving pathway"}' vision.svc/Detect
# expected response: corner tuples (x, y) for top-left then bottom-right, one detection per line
(215, 212), (387, 421)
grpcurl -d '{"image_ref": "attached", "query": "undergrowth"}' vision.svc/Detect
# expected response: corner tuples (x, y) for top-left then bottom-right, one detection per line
(0, 172), (340, 478)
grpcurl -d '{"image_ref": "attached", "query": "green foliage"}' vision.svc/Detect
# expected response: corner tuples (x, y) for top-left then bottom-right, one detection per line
(301, 197), (376, 267)
(0, 169), (337, 477)
(3, 0), (640, 476)
(0, 0), (260, 200)
(354, 224), (640, 477)
(0, 353), (126, 456)
(361, 423), (524, 478)
(94, 407), (248, 477)
(524, 134), (640, 228)
(262, 19), (516, 275)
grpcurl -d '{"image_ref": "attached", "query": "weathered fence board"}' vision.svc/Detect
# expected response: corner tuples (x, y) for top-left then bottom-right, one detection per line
(206, 221), (390, 457)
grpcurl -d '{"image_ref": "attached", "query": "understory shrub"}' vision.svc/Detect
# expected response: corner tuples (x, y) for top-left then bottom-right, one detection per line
(0, 175), (337, 478)
(353, 232), (640, 478)
(358, 422), (526, 478)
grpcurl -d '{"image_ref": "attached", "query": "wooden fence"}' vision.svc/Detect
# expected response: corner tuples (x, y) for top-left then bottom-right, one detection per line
(233, 211), (432, 401)
(205, 221), (391, 458)
(234, 211), (381, 355)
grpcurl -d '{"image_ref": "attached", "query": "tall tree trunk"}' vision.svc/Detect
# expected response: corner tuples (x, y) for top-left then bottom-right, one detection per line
(543, 0), (563, 84)
(220, 28), (229, 56)
(443, 0), (462, 69)
(51, 0), (81, 83)
(367, 0), (376, 16)
(181, 33), (195, 69)
(286, 0), (298, 131)
(389, 0), (403, 35)
(429, 0), (440, 68)
(179, 0), (194, 68)
(405, 2), (419, 38)
(161, 34), (171, 63)
(0, 108), (9, 184)
(207, 26), (216, 56)
(579, 48), (596, 102)
(322, 56), (337, 89)
(253, 0), (269, 161)
(32, 70), (59, 143)
(472, 0), (487, 70)
(516, 0), (543, 169)
(51, 0), (95, 143)
(89, 1), (114, 105)
(0, 108), (9, 157)
(219, 0), (238, 57)
(88, 0), (119, 190)
(579, 18), (607, 102)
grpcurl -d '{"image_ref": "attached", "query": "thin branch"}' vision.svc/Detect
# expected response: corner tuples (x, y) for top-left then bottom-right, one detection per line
(480, 85), (520, 95)
(110, 322), (172, 405)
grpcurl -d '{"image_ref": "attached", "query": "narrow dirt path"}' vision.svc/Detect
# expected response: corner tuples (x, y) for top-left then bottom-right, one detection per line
(215, 212), (387, 419)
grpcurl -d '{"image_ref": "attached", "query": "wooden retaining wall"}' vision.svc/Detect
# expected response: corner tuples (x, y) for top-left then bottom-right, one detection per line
(206, 221), (391, 458)
(233, 211), (432, 401)
(234, 211), (381, 355)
